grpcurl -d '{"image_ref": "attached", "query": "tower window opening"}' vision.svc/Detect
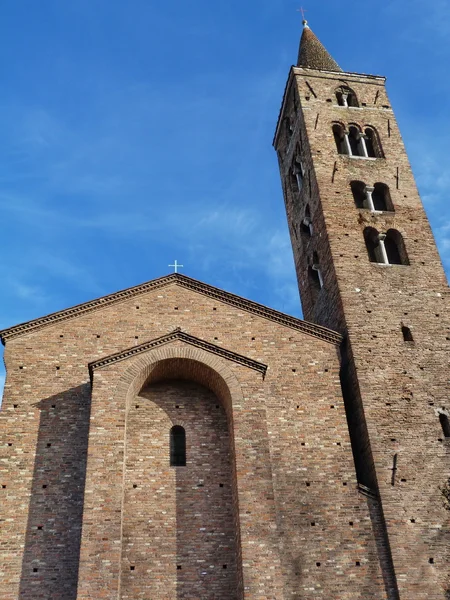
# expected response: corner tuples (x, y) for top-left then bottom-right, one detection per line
(364, 127), (382, 158)
(291, 159), (304, 192)
(364, 228), (409, 265)
(350, 181), (366, 208)
(385, 229), (409, 265)
(348, 126), (365, 157)
(308, 266), (323, 304)
(439, 413), (450, 438)
(372, 183), (393, 212)
(364, 228), (385, 263)
(285, 117), (294, 141)
(301, 204), (313, 236)
(336, 86), (359, 108)
(333, 124), (349, 155)
(401, 325), (414, 342)
(170, 426), (186, 467)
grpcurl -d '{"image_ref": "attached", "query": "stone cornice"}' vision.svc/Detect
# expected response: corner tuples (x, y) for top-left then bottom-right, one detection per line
(0, 273), (342, 346)
(88, 328), (268, 380)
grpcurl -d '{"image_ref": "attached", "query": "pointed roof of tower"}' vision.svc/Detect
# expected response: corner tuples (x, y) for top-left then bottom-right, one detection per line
(297, 21), (342, 72)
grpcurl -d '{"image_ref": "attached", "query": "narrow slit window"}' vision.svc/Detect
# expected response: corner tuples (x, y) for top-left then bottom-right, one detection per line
(402, 325), (414, 342)
(170, 426), (186, 467)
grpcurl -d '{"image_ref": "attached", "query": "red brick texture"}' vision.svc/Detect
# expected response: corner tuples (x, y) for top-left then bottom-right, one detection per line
(1, 278), (385, 599)
(274, 64), (450, 599)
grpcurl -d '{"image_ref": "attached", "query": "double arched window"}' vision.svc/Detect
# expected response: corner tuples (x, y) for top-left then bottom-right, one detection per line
(364, 228), (409, 265)
(170, 426), (186, 467)
(336, 86), (359, 108)
(333, 124), (383, 158)
(351, 181), (393, 212)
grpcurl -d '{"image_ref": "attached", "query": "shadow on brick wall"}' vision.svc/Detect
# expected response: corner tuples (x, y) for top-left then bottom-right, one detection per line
(18, 383), (91, 600)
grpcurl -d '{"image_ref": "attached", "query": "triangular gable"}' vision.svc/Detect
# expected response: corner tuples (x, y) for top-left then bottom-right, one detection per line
(88, 328), (268, 381)
(0, 273), (341, 346)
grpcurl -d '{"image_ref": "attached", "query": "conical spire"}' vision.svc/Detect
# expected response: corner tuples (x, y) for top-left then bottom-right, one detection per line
(297, 21), (342, 72)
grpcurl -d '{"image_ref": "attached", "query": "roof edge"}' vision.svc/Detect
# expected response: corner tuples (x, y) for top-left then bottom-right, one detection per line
(0, 273), (342, 346)
(88, 328), (268, 382)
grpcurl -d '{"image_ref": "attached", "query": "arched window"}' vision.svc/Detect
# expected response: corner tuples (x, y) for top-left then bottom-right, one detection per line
(333, 124), (383, 159)
(301, 204), (313, 236)
(364, 228), (409, 265)
(309, 252), (323, 291)
(292, 159), (304, 192)
(336, 86), (359, 108)
(372, 183), (393, 212)
(170, 425), (186, 467)
(350, 181), (367, 208)
(364, 227), (382, 263)
(308, 267), (322, 302)
(333, 124), (349, 155)
(348, 126), (364, 156)
(364, 128), (382, 158)
(385, 229), (409, 265)
(285, 117), (294, 141)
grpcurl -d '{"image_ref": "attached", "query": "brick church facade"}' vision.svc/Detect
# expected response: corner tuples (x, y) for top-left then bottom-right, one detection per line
(0, 21), (449, 600)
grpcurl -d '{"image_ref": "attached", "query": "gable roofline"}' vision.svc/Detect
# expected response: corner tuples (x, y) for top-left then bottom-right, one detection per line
(88, 328), (268, 382)
(0, 273), (342, 346)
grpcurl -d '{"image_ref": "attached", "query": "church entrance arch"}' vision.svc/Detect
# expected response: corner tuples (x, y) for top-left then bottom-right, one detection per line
(117, 349), (244, 600)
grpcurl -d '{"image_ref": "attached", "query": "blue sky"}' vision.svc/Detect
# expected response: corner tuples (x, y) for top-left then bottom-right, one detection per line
(1, 0), (449, 398)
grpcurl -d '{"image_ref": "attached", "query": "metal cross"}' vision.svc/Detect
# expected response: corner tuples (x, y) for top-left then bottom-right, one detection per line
(169, 260), (184, 273)
(297, 6), (307, 20)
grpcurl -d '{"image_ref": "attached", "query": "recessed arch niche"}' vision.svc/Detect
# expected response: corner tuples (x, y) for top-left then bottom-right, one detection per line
(118, 349), (244, 600)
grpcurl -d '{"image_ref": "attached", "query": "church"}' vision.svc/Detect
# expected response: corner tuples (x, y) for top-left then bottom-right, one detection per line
(0, 20), (449, 600)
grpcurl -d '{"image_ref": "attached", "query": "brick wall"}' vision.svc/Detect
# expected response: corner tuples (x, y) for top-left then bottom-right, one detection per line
(1, 279), (386, 599)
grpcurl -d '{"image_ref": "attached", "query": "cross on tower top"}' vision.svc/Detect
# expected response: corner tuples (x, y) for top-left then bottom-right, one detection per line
(296, 6), (309, 27)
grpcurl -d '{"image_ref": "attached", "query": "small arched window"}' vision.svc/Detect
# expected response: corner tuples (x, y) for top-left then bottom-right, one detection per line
(364, 128), (382, 158)
(333, 124), (349, 155)
(350, 181), (367, 208)
(292, 159), (304, 192)
(336, 86), (359, 108)
(308, 266), (322, 301)
(285, 117), (294, 141)
(401, 325), (414, 342)
(309, 253), (323, 292)
(364, 227), (382, 263)
(301, 204), (313, 236)
(372, 183), (393, 212)
(170, 426), (186, 467)
(385, 229), (409, 265)
(348, 126), (364, 156)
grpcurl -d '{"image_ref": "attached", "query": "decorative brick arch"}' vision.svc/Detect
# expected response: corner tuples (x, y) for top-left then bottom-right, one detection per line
(112, 342), (246, 599)
(113, 342), (245, 417)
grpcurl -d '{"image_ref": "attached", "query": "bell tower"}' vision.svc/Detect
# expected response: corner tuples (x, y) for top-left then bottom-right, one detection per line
(274, 20), (450, 600)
